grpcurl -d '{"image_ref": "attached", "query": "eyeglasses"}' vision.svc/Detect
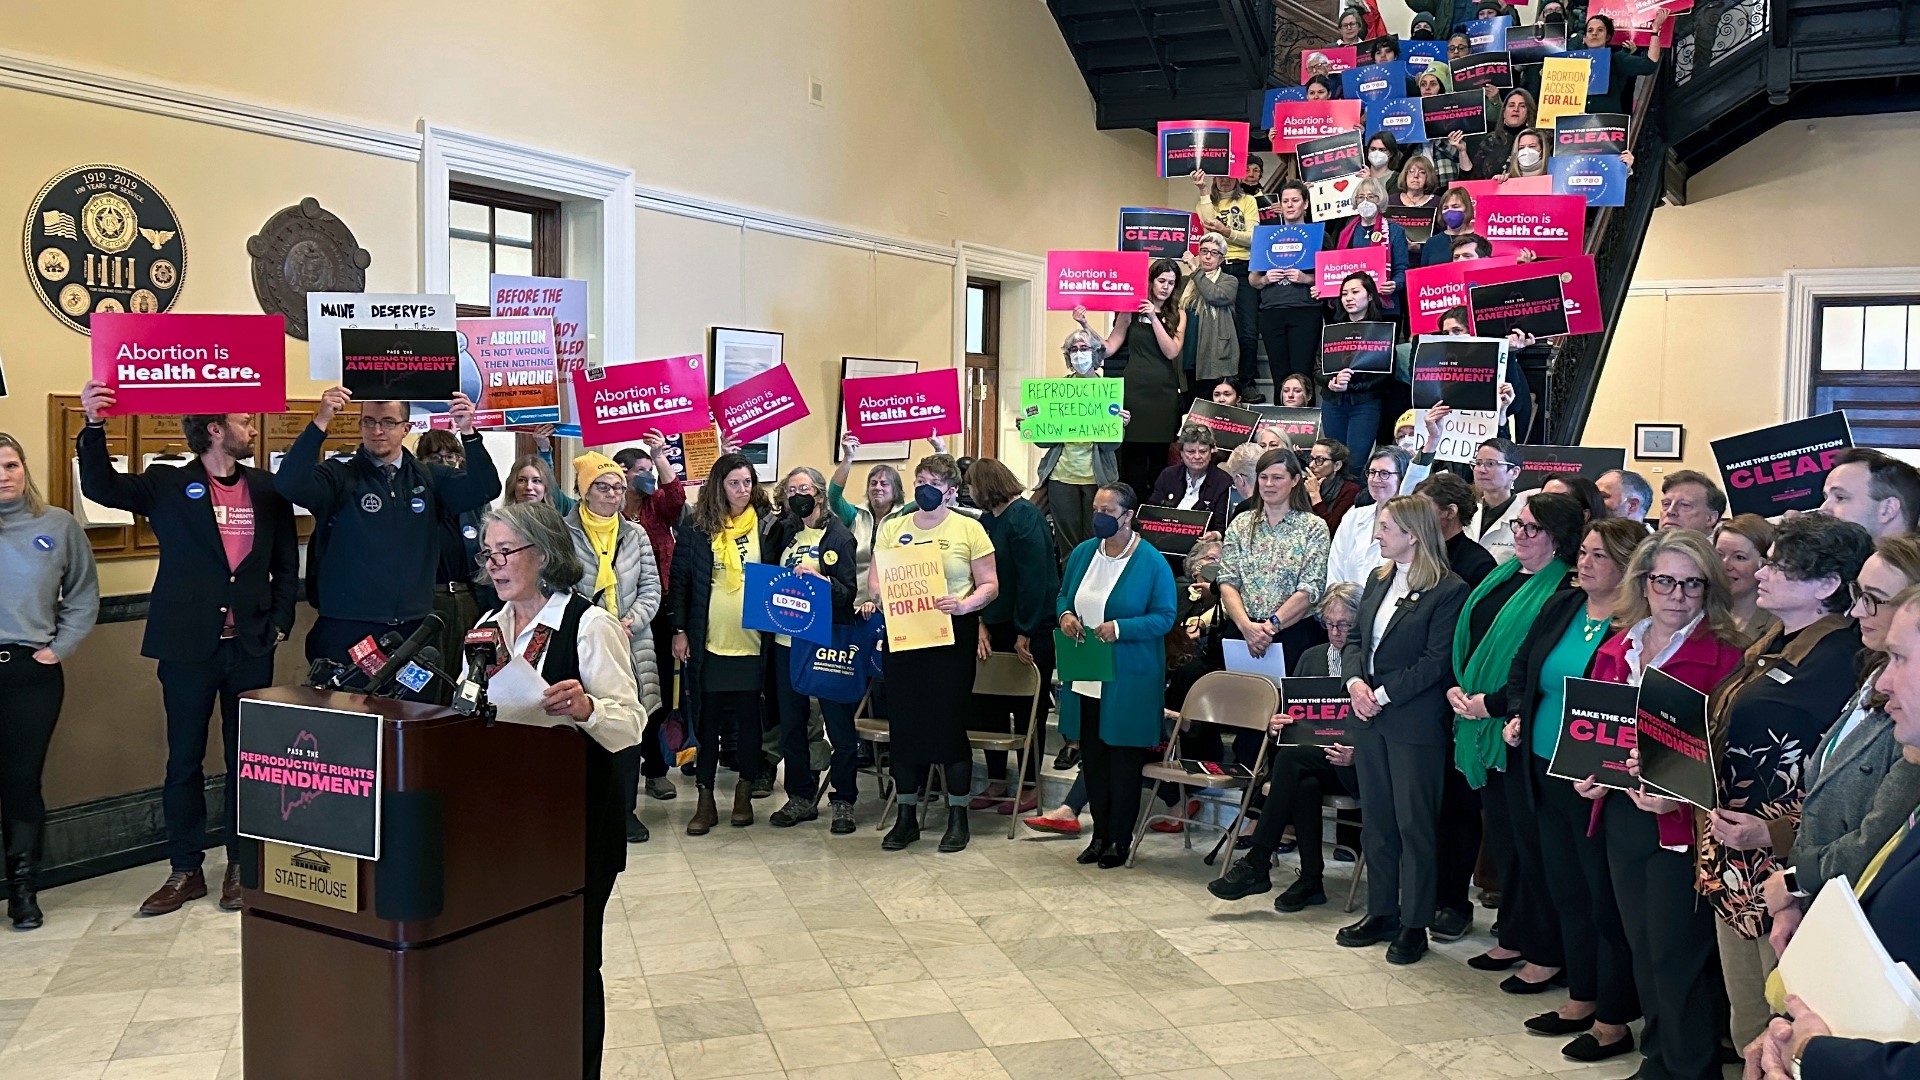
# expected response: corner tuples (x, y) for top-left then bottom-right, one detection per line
(475, 543), (534, 569)
(1513, 521), (1547, 538)
(1308, 455), (1334, 466)
(589, 481), (628, 497)
(1322, 619), (1355, 635)
(1472, 458), (1518, 471)
(1850, 580), (1888, 615)
(1648, 574), (1708, 598)
(1364, 469), (1399, 481)
(359, 416), (408, 432)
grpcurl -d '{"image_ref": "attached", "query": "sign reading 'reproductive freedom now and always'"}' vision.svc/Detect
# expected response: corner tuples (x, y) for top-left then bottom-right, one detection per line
(1019, 377), (1123, 443)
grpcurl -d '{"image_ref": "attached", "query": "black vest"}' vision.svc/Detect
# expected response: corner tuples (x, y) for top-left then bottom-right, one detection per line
(535, 594), (627, 884)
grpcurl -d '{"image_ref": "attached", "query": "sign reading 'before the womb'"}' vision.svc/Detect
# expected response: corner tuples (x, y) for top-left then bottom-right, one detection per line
(842, 368), (964, 443)
(571, 353), (713, 444)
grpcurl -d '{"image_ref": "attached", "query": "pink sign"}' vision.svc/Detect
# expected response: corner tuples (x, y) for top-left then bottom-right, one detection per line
(1589, 0), (1686, 47)
(1270, 101), (1363, 152)
(1300, 46), (1359, 82)
(1479, 194), (1588, 258)
(711, 363), (810, 446)
(1406, 257), (1520, 334)
(1313, 247), (1389, 300)
(1456, 257), (1604, 336)
(1499, 175), (1554, 196)
(91, 313), (288, 415)
(842, 369), (964, 443)
(1047, 250), (1150, 312)
(571, 354), (713, 445)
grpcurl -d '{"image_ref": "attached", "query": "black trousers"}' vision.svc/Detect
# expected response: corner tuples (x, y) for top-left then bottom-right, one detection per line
(771, 644), (860, 805)
(693, 686), (764, 790)
(1222, 261), (1261, 386)
(1435, 763), (1482, 918)
(1118, 443), (1170, 505)
(1247, 746), (1357, 880)
(1076, 694), (1155, 850)
(304, 614), (424, 667)
(977, 622), (1053, 787)
(1352, 728), (1446, 927)
(1532, 755), (1638, 1023)
(0, 650), (63, 854)
(1605, 795), (1727, 1080)
(1484, 765), (1564, 965)
(157, 640), (277, 871)
(1257, 305), (1323, 389)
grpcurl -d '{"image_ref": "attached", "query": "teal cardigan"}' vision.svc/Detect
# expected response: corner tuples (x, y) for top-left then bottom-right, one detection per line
(1055, 535), (1178, 748)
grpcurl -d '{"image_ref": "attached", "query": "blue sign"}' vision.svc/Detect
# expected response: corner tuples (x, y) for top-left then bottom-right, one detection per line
(1400, 39), (1450, 68)
(1366, 97), (1428, 144)
(1257, 85), (1307, 125)
(1565, 48), (1612, 94)
(742, 562), (833, 646)
(1249, 223), (1326, 272)
(1550, 154), (1626, 207)
(1468, 16), (1510, 52)
(184, 482), (207, 500)
(1341, 61), (1407, 103)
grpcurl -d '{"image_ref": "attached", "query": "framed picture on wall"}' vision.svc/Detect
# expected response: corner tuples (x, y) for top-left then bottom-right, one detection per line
(1634, 423), (1684, 460)
(709, 326), (783, 481)
(837, 357), (920, 462)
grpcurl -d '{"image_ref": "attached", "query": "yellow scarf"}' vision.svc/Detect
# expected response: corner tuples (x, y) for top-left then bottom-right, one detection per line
(712, 507), (757, 594)
(580, 506), (621, 616)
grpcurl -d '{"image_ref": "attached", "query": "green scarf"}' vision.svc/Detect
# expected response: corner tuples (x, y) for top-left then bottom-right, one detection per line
(1450, 557), (1570, 788)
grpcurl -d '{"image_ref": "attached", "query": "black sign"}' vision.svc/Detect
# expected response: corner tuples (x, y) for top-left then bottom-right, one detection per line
(340, 328), (461, 401)
(1470, 275), (1569, 340)
(1186, 399), (1259, 446)
(1250, 405), (1323, 449)
(1555, 112), (1629, 156)
(1547, 678), (1640, 788)
(24, 164), (187, 335)
(1710, 411), (1855, 518)
(1118, 208), (1194, 260)
(1136, 505), (1212, 557)
(1298, 130), (1365, 184)
(236, 699), (384, 859)
(1383, 205), (1438, 245)
(1178, 760), (1254, 779)
(1164, 128), (1235, 176)
(1635, 667), (1716, 811)
(1422, 92), (1489, 138)
(1319, 321), (1396, 376)
(1411, 335), (1502, 412)
(1515, 445), (1627, 492)
(1506, 23), (1568, 63)
(1278, 677), (1353, 746)
(1453, 51), (1513, 89)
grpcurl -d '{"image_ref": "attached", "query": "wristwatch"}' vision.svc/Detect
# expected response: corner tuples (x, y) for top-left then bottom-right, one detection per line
(1782, 866), (1811, 899)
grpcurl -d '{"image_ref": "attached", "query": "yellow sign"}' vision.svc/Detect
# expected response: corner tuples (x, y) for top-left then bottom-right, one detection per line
(1536, 58), (1592, 126)
(262, 842), (360, 912)
(681, 425), (721, 484)
(875, 545), (954, 653)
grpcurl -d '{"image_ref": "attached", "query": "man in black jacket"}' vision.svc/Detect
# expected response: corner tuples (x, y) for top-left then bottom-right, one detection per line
(77, 382), (299, 915)
(275, 387), (500, 664)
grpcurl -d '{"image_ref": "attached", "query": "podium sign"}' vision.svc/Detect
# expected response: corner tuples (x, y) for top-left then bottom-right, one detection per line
(236, 699), (384, 860)
(262, 841), (361, 913)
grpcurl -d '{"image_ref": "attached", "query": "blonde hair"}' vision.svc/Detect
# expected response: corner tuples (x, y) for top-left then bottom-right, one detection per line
(1373, 495), (1448, 592)
(1399, 154), (1438, 196)
(1614, 528), (1744, 647)
(0, 433), (47, 522)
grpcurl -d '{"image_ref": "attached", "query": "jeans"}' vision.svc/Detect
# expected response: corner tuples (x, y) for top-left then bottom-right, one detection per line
(1319, 393), (1383, 483)
(771, 644), (859, 805)
(157, 640), (277, 870)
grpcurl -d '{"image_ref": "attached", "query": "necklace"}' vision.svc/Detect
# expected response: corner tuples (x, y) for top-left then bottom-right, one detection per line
(1581, 610), (1609, 642)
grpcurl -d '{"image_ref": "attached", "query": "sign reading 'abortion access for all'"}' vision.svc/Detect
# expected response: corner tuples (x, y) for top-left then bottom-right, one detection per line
(1711, 412), (1854, 517)
(1047, 250), (1150, 312)
(1019, 377), (1124, 443)
(90, 313), (288, 415)
(572, 354), (713, 444)
(710, 363), (809, 446)
(842, 368), (964, 444)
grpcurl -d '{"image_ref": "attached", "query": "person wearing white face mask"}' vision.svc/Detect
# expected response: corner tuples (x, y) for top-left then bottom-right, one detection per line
(1026, 329), (1131, 564)
(1502, 128), (1553, 178)
(1330, 178), (1409, 318)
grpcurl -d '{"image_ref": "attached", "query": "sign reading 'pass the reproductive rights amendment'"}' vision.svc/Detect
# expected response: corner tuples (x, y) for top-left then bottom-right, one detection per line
(842, 368), (963, 443)
(1047, 250), (1149, 312)
(572, 354), (713, 443)
(91, 313), (287, 415)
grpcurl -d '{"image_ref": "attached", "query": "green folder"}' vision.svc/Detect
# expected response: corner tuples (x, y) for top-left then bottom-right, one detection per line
(1053, 628), (1116, 682)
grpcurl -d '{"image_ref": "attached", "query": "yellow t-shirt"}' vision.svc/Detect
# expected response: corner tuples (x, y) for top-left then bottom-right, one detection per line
(773, 525), (826, 649)
(1196, 192), (1261, 260)
(876, 510), (994, 599)
(1053, 443), (1096, 486)
(706, 528), (761, 656)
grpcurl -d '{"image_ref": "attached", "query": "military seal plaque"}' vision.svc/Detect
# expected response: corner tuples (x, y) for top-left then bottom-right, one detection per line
(23, 164), (186, 334)
(248, 198), (372, 340)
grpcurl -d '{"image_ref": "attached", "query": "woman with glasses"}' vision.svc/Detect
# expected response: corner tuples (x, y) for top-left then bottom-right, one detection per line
(1192, 170), (1263, 400)
(1028, 332), (1129, 563)
(1180, 232), (1242, 403)
(1467, 438), (1534, 565)
(1304, 439), (1362, 536)
(1714, 515), (1779, 642)
(564, 452), (663, 844)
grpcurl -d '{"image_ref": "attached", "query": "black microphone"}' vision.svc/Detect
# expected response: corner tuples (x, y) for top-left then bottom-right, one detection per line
(363, 615), (445, 695)
(457, 624), (505, 720)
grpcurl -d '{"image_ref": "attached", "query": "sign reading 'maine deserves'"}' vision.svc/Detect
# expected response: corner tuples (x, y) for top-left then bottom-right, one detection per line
(236, 699), (383, 861)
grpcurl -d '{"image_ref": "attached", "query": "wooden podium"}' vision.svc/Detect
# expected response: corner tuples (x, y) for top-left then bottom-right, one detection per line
(236, 686), (584, 1078)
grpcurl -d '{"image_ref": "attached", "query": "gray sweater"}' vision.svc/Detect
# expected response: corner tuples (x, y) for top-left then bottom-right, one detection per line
(0, 498), (99, 659)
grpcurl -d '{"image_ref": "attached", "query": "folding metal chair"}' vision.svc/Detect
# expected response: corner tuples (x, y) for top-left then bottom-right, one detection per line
(1324, 793), (1368, 912)
(851, 689), (900, 830)
(1128, 671), (1278, 877)
(960, 652), (1044, 839)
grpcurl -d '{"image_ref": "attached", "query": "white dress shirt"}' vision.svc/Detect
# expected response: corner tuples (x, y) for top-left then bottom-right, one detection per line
(462, 591), (643, 753)
(1326, 502), (1380, 589)
(1176, 471), (1205, 512)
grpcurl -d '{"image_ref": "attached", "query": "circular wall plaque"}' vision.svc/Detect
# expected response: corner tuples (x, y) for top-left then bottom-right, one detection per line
(23, 164), (186, 335)
(247, 197), (372, 340)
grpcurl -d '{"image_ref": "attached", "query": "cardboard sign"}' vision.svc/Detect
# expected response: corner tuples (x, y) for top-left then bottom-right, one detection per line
(306, 292), (456, 382)
(1158, 121), (1250, 178)
(1258, 85), (1309, 125)
(1453, 51), (1513, 89)
(1636, 666), (1716, 810)
(1422, 91), (1489, 138)
(1555, 112), (1630, 155)
(1516, 444), (1627, 491)
(1341, 61), (1408, 102)
(1118, 208), (1199, 259)
(1536, 56), (1592, 124)
(1407, 256), (1518, 334)
(1366, 97), (1428, 145)
(339, 328), (459, 402)
(1508, 24), (1570, 64)
(1047, 250), (1150, 312)
(1480, 194), (1588, 258)
(1433, 407), (1507, 464)
(1548, 678), (1641, 788)
(1589, 0), (1681, 47)
(1314, 247), (1390, 300)
(236, 699), (383, 861)
(1470, 274), (1570, 339)
(572, 353), (713, 444)
(710, 362), (810, 446)
(1250, 223), (1325, 272)
(1185, 399), (1259, 446)
(1300, 45), (1359, 82)
(1467, 16), (1511, 52)
(455, 316), (559, 427)
(1551, 154), (1627, 207)
(1298, 130), (1365, 184)
(1382, 205), (1438, 245)
(1278, 677), (1353, 746)
(742, 563), (833, 646)
(1135, 505), (1212, 557)
(1250, 405), (1323, 448)
(1565, 48), (1614, 94)
(1308, 175), (1362, 221)
(874, 545), (954, 652)
(1270, 100), (1363, 152)
(842, 368), (964, 443)
(1711, 412), (1855, 517)
(1411, 335), (1502, 412)
(91, 313), (287, 416)
(1019, 377), (1125, 443)
(1319, 321), (1397, 376)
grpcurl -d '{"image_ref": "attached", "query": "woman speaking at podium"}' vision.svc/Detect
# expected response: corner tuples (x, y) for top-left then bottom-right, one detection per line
(466, 500), (642, 1079)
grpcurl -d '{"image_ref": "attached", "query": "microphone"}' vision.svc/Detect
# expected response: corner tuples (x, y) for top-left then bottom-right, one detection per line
(391, 645), (458, 700)
(364, 615), (445, 695)
(457, 624), (505, 720)
(324, 632), (405, 691)
(347, 635), (392, 679)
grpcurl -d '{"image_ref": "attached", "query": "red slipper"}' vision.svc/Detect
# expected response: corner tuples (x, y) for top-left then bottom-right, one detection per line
(1023, 815), (1082, 835)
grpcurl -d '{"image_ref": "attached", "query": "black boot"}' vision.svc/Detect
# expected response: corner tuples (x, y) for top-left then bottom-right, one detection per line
(6, 822), (44, 932)
(938, 806), (970, 853)
(882, 804), (921, 850)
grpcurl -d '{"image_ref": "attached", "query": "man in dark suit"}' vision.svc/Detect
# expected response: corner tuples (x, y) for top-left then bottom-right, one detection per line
(78, 382), (299, 915)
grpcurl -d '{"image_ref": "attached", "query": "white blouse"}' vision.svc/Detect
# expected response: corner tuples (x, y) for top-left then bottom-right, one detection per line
(461, 592), (644, 753)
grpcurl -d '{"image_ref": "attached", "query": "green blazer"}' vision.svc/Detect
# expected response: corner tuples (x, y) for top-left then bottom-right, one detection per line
(1056, 535), (1178, 747)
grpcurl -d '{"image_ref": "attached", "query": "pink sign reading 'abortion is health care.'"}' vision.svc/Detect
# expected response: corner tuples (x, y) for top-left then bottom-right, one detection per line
(842, 368), (964, 443)
(711, 363), (811, 446)
(91, 313), (289, 415)
(571, 354), (713, 445)
(1047, 250), (1150, 312)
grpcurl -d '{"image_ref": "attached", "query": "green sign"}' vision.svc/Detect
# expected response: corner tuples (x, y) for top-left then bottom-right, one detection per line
(1019, 377), (1124, 443)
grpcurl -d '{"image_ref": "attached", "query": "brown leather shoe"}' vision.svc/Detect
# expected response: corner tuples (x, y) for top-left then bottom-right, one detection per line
(218, 864), (243, 912)
(138, 869), (208, 916)
(687, 787), (719, 836)
(730, 780), (755, 827)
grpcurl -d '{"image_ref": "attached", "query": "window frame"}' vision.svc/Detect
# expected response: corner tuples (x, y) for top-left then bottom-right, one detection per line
(448, 182), (564, 317)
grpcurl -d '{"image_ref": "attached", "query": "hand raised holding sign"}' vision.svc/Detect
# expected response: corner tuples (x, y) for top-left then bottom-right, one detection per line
(447, 391), (477, 436)
(80, 379), (115, 424)
(314, 385), (353, 428)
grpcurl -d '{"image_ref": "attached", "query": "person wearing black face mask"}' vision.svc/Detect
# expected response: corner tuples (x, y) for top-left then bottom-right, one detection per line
(1029, 330), (1130, 564)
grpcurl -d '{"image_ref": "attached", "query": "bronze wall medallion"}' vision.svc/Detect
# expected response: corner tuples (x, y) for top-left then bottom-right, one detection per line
(23, 164), (186, 334)
(247, 197), (372, 340)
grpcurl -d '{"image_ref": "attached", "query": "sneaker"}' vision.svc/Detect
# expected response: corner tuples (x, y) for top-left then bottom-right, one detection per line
(1430, 907), (1472, 942)
(1207, 858), (1273, 901)
(1273, 877), (1327, 913)
(750, 777), (775, 800)
(770, 798), (819, 828)
(830, 803), (856, 835)
(645, 777), (678, 801)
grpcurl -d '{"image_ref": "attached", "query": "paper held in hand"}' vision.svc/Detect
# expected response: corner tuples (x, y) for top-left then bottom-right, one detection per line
(1777, 875), (1920, 1041)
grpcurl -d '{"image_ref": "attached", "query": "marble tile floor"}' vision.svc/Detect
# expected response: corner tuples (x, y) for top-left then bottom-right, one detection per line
(0, 780), (1677, 1079)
